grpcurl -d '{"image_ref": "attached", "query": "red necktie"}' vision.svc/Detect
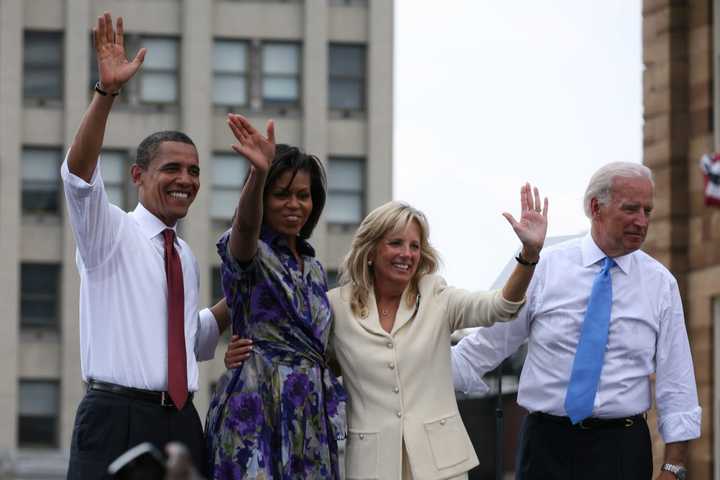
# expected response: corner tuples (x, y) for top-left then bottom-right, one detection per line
(163, 229), (188, 410)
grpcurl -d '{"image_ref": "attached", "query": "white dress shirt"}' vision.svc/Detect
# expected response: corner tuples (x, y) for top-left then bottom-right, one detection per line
(61, 156), (219, 392)
(452, 234), (701, 443)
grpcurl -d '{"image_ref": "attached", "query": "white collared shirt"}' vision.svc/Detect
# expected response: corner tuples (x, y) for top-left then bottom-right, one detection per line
(452, 234), (701, 443)
(61, 156), (219, 392)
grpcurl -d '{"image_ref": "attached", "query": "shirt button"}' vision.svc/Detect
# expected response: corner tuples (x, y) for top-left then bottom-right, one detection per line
(396, 411), (402, 418)
(359, 434), (365, 440)
(440, 419), (446, 426)
(386, 342), (393, 349)
(388, 362), (395, 369)
(393, 387), (400, 393)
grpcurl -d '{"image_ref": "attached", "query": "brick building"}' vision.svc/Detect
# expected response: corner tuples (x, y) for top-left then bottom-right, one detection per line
(643, 0), (720, 477)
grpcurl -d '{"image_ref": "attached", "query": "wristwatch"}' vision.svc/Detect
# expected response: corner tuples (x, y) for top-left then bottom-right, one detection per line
(661, 463), (687, 480)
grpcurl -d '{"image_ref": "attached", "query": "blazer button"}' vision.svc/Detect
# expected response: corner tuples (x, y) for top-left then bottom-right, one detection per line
(396, 411), (402, 418)
(386, 342), (393, 349)
(388, 362), (395, 369)
(440, 419), (446, 426)
(359, 433), (365, 440)
(393, 386), (400, 393)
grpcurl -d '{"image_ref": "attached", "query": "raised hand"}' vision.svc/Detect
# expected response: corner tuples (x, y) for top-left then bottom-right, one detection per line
(228, 114), (276, 174)
(94, 12), (146, 94)
(502, 183), (548, 257)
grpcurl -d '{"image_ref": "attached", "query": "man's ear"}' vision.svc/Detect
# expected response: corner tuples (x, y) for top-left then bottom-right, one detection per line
(590, 197), (601, 218)
(130, 164), (144, 186)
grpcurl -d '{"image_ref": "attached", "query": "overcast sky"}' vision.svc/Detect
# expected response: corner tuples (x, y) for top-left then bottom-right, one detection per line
(393, 0), (642, 288)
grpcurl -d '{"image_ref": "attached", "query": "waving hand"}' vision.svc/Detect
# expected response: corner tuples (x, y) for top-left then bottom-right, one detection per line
(94, 12), (146, 94)
(502, 183), (548, 257)
(228, 114), (276, 173)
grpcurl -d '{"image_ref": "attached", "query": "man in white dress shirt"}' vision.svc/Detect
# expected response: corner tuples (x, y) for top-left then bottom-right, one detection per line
(452, 162), (700, 480)
(63, 13), (228, 478)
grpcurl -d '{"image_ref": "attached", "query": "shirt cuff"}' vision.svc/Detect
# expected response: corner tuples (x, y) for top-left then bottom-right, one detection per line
(195, 308), (220, 361)
(61, 154), (100, 195)
(658, 406), (702, 443)
(496, 291), (526, 318)
(451, 351), (492, 395)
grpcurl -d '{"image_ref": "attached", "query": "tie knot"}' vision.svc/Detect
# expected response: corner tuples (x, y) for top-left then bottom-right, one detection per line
(163, 229), (175, 246)
(602, 256), (615, 272)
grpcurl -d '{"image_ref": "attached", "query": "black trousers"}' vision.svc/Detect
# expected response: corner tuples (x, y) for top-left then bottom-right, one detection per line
(515, 412), (653, 480)
(67, 388), (204, 479)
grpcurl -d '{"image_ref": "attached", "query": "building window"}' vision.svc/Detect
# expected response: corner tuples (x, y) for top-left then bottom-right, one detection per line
(18, 380), (59, 448)
(211, 153), (248, 220)
(21, 264), (60, 330)
(329, 44), (366, 112)
(213, 40), (249, 107)
(262, 43), (301, 107)
(140, 37), (179, 104)
(24, 31), (63, 100)
(22, 148), (61, 214)
(101, 150), (129, 209)
(327, 157), (364, 225)
(327, 269), (339, 289)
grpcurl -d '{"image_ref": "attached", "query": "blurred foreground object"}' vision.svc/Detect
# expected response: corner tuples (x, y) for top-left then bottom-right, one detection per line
(108, 443), (165, 479)
(700, 153), (720, 206)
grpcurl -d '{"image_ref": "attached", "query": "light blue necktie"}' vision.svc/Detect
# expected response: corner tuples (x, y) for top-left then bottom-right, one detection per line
(564, 256), (615, 424)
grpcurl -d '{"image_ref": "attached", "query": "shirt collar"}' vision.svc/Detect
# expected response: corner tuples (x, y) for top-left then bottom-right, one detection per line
(260, 224), (316, 257)
(580, 233), (632, 275)
(131, 202), (177, 240)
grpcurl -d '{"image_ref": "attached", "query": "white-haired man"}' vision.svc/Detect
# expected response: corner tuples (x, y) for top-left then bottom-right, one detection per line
(452, 162), (700, 480)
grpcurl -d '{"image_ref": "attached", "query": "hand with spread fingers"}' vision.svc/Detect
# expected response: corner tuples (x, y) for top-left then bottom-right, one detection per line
(93, 12), (146, 94)
(502, 182), (548, 260)
(228, 114), (276, 174)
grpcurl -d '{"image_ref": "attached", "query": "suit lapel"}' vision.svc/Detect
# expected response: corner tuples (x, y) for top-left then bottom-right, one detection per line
(353, 288), (391, 337)
(391, 290), (419, 335)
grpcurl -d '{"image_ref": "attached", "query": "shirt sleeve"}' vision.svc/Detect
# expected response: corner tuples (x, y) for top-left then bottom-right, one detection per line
(451, 302), (532, 394)
(654, 276), (702, 442)
(195, 307), (220, 361)
(61, 152), (124, 269)
(440, 280), (525, 331)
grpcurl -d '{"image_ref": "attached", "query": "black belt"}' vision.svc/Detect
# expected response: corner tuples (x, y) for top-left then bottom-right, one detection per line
(531, 411), (644, 430)
(87, 380), (192, 408)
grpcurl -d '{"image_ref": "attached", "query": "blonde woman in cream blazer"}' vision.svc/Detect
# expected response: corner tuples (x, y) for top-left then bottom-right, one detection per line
(332, 189), (547, 480)
(224, 186), (548, 479)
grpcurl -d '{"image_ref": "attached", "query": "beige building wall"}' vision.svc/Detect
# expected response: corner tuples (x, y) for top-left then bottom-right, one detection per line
(0, 0), (393, 476)
(643, 0), (718, 478)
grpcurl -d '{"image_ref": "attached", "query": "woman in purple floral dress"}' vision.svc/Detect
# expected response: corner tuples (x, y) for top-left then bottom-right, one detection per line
(205, 114), (345, 479)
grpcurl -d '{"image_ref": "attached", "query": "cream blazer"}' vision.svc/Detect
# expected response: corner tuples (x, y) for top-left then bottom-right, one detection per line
(329, 274), (524, 480)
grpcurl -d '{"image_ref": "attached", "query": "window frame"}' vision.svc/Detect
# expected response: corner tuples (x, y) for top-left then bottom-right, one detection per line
(21, 147), (62, 216)
(138, 36), (180, 105)
(20, 263), (61, 331)
(23, 30), (64, 103)
(329, 43), (367, 113)
(213, 39), (250, 109)
(261, 41), (302, 109)
(210, 152), (249, 221)
(326, 156), (366, 227)
(100, 149), (131, 210)
(17, 379), (60, 448)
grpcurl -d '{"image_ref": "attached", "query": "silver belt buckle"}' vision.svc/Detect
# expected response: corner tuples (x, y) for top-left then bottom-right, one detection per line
(160, 391), (173, 408)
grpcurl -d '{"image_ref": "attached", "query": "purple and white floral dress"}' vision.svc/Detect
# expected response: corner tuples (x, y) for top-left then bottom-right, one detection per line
(205, 227), (346, 479)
